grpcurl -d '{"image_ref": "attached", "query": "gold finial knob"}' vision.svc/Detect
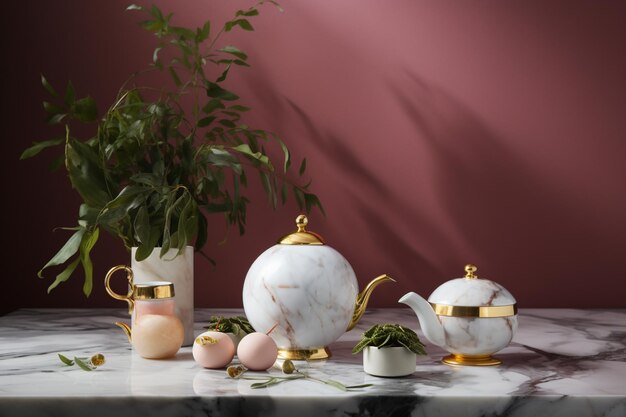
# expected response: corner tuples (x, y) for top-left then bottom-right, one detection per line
(296, 214), (308, 232)
(464, 264), (478, 279)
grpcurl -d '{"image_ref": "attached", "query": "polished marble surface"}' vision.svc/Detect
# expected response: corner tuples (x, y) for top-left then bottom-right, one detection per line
(1, 308), (625, 417)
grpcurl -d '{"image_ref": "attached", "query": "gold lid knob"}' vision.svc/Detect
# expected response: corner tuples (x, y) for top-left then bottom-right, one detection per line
(464, 264), (478, 279)
(296, 214), (308, 232)
(278, 215), (325, 245)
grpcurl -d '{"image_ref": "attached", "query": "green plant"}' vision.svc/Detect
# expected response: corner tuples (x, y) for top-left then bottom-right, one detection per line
(352, 324), (426, 355)
(204, 316), (254, 335)
(21, 2), (322, 296)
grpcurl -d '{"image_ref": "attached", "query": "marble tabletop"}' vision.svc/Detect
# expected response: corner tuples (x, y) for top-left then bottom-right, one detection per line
(1, 308), (625, 417)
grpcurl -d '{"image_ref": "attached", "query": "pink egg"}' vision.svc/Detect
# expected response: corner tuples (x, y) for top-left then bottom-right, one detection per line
(237, 332), (278, 371)
(192, 331), (235, 369)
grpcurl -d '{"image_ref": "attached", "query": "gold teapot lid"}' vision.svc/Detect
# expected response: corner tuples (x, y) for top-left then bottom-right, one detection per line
(278, 215), (325, 245)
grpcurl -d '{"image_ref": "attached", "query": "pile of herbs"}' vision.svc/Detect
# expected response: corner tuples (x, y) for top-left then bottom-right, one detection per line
(204, 316), (254, 335)
(352, 324), (426, 355)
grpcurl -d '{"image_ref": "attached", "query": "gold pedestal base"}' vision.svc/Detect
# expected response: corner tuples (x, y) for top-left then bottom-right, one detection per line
(277, 347), (331, 360)
(442, 354), (501, 366)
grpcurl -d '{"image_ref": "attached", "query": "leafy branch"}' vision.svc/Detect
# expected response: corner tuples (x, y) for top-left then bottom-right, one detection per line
(21, 2), (322, 296)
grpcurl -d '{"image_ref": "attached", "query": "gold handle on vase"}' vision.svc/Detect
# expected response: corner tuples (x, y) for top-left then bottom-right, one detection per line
(104, 265), (135, 315)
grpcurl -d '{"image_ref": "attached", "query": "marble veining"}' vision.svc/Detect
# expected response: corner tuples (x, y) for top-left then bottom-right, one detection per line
(428, 277), (516, 306)
(242, 245), (359, 349)
(1, 308), (625, 417)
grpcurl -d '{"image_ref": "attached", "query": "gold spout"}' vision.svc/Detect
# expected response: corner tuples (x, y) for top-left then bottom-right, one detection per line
(115, 321), (132, 343)
(347, 274), (395, 330)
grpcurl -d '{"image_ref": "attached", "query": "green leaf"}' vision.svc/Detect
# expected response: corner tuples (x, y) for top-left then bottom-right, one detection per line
(196, 20), (210, 42)
(134, 206), (150, 243)
(205, 81), (239, 101)
(47, 257), (80, 293)
(293, 187), (304, 210)
(58, 354), (74, 366)
(135, 227), (161, 261)
(38, 228), (86, 278)
(168, 66), (181, 87)
(194, 212), (208, 252)
(198, 116), (216, 127)
(65, 137), (110, 209)
(131, 173), (161, 187)
(280, 183), (288, 204)
(170, 26), (195, 39)
(73, 96), (97, 122)
(43, 101), (64, 114)
(232, 144), (270, 166)
(299, 158), (307, 176)
(323, 379), (347, 391)
(20, 138), (64, 160)
(65, 80), (76, 106)
(74, 357), (94, 371)
(218, 45), (248, 60)
(203, 98), (225, 114)
(225, 19), (254, 32)
(41, 74), (57, 97)
(48, 113), (67, 124)
(216, 64), (231, 83)
(227, 105), (250, 112)
(236, 9), (259, 17)
(79, 228), (100, 297)
(277, 137), (290, 173)
(259, 171), (272, 204)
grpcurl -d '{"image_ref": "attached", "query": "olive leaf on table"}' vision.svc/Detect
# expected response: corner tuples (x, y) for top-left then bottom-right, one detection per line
(58, 353), (106, 371)
(352, 324), (426, 355)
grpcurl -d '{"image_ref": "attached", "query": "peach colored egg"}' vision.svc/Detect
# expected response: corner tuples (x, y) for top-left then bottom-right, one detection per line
(237, 332), (278, 371)
(132, 314), (184, 359)
(192, 331), (235, 369)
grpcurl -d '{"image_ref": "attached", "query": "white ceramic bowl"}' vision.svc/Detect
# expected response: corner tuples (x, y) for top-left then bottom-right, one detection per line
(363, 346), (416, 377)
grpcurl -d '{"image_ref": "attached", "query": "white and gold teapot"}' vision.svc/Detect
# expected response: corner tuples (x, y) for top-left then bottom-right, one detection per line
(242, 215), (393, 360)
(399, 265), (518, 366)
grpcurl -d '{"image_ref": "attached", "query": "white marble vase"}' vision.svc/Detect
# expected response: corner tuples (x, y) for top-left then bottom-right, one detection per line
(131, 247), (194, 346)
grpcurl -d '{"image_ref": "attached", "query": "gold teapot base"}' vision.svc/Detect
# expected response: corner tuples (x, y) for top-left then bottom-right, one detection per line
(277, 346), (331, 360)
(442, 354), (501, 366)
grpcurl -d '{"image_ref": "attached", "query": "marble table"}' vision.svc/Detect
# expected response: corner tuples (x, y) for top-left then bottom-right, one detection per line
(1, 308), (625, 417)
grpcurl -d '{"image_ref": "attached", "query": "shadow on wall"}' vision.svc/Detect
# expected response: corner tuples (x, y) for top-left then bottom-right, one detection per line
(278, 71), (600, 304)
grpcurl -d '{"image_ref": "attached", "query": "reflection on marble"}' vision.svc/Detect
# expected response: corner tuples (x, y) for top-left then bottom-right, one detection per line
(1, 308), (625, 417)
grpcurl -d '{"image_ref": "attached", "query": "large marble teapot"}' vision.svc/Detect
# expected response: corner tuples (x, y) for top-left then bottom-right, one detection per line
(399, 264), (517, 366)
(243, 215), (393, 360)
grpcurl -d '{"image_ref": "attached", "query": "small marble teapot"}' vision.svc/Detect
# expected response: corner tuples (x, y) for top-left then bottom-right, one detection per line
(399, 265), (517, 366)
(243, 215), (394, 360)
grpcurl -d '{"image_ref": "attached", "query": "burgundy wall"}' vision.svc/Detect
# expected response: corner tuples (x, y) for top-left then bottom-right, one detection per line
(3, 1), (625, 314)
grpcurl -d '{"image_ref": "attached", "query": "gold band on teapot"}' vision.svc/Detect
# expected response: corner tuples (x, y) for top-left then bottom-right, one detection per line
(430, 303), (517, 318)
